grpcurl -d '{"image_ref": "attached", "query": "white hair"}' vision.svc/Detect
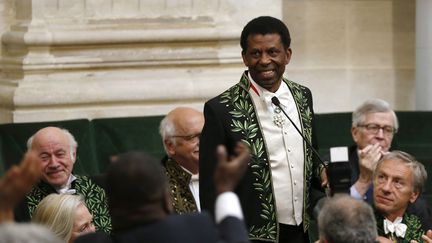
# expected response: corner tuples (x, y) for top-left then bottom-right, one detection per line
(26, 128), (78, 161)
(159, 115), (178, 154)
(352, 98), (399, 131)
(32, 194), (85, 242)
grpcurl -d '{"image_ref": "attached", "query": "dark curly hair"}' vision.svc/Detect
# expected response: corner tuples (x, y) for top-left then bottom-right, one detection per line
(240, 16), (291, 53)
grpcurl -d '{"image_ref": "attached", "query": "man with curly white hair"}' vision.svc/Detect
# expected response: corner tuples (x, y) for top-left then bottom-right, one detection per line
(14, 126), (111, 232)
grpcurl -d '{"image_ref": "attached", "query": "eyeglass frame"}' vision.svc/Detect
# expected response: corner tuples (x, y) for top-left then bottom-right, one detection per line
(357, 123), (397, 136)
(170, 133), (201, 142)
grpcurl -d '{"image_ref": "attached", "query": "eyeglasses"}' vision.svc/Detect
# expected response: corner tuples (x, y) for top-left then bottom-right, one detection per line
(171, 133), (201, 143)
(357, 123), (397, 136)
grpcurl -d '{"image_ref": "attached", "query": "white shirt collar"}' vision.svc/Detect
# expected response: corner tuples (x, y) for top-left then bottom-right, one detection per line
(248, 73), (290, 112)
(56, 174), (77, 194)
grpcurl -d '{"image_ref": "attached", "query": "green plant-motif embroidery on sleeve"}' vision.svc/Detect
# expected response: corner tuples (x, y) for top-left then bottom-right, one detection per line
(75, 176), (112, 233)
(25, 183), (54, 218)
(26, 189), (45, 218)
(403, 214), (424, 243)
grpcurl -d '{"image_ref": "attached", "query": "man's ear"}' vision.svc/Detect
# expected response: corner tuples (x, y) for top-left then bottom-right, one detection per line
(284, 47), (292, 65)
(409, 191), (420, 204)
(241, 50), (249, 67)
(164, 139), (176, 157)
(351, 126), (359, 144)
(70, 148), (77, 163)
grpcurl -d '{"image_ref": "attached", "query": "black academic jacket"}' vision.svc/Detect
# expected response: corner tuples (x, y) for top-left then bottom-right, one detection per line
(199, 72), (325, 242)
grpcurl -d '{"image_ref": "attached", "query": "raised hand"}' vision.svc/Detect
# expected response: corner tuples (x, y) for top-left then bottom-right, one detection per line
(354, 143), (387, 197)
(214, 142), (250, 194)
(358, 143), (385, 181)
(0, 151), (41, 222)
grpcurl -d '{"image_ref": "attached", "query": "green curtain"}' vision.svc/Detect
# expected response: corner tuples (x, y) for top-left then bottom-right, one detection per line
(0, 112), (430, 204)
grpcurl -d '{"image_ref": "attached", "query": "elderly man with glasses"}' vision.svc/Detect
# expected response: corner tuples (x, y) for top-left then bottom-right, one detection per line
(159, 107), (204, 214)
(348, 98), (431, 231)
(350, 98), (398, 202)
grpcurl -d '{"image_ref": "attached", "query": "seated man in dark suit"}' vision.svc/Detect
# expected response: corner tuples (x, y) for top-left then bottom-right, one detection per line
(76, 142), (250, 243)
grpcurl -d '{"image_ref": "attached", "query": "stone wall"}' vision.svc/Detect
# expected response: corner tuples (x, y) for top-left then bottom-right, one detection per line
(283, 0), (415, 113)
(0, 0), (416, 123)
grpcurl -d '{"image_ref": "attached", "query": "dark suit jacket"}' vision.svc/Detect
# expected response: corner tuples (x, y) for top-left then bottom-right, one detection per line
(75, 213), (249, 243)
(349, 145), (432, 231)
(199, 72), (325, 242)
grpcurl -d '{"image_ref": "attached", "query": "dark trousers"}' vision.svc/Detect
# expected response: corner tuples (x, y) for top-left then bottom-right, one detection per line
(251, 223), (309, 243)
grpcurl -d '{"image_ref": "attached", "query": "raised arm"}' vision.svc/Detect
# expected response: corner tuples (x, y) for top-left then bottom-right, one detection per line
(0, 151), (41, 223)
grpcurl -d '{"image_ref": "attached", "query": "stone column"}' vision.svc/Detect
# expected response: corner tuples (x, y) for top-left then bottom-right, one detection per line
(0, 0), (282, 123)
(416, 0), (432, 110)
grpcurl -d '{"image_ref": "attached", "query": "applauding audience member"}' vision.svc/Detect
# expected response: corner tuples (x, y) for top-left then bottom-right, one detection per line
(0, 151), (61, 243)
(76, 142), (250, 243)
(0, 151), (41, 223)
(320, 98), (431, 231)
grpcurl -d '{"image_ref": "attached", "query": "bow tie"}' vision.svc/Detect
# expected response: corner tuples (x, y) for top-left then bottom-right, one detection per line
(384, 217), (407, 238)
(58, 188), (76, 195)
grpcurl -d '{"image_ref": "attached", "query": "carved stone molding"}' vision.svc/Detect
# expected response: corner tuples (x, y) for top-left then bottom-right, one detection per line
(0, 0), (282, 123)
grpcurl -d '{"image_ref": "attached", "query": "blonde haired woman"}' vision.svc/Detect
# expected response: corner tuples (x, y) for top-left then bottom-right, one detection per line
(32, 194), (95, 243)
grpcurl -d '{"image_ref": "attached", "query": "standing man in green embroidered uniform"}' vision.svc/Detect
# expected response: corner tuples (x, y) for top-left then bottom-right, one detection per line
(199, 16), (325, 243)
(14, 126), (112, 232)
(373, 151), (427, 243)
(160, 107), (204, 214)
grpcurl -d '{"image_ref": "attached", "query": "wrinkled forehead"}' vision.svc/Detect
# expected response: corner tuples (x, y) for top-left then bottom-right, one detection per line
(377, 158), (413, 175)
(364, 112), (394, 124)
(173, 112), (204, 131)
(32, 130), (70, 151)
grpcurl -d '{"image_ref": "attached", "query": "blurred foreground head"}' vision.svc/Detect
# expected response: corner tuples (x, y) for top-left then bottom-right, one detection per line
(318, 194), (377, 243)
(0, 223), (62, 243)
(106, 151), (171, 231)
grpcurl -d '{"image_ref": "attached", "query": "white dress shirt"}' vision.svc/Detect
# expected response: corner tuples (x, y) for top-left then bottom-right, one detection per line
(56, 174), (77, 194)
(249, 76), (305, 225)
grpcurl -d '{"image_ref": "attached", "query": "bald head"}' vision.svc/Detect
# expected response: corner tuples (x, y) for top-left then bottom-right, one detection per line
(167, 107), (203, 132)
(159, 107), (204, 174)
(28, 127), (77, 151)
(27, 127), (77, 189)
